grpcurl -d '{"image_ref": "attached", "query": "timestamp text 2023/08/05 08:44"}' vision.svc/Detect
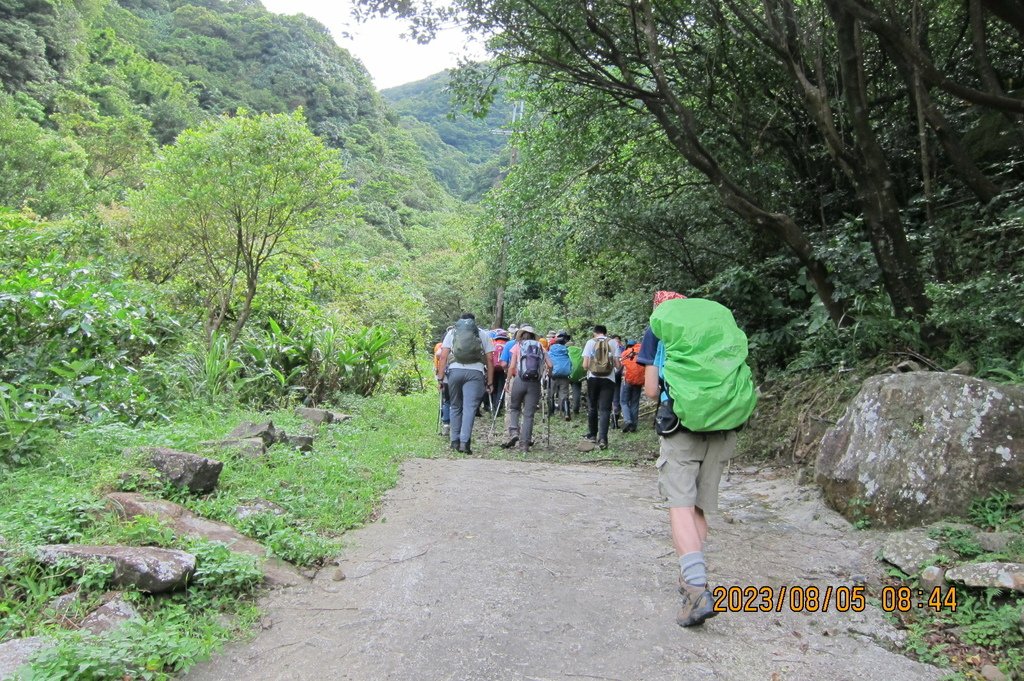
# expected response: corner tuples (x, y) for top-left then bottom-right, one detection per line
(711, 585), (958, 614)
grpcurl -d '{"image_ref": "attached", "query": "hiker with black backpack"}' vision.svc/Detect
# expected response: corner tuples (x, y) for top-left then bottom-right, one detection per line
(436, 313), (495, 455)
(500, 325), (552, 453)
(637, 291), (757, 628)
(582, 325), (620, 450)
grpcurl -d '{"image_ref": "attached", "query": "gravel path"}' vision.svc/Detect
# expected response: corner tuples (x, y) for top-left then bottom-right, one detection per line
(185, 458), (940, 681)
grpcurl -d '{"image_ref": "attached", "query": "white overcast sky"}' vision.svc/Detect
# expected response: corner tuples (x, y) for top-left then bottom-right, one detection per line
(260, 0), (485, 90)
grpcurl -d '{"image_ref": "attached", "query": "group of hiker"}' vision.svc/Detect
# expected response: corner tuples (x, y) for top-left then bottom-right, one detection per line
(433, 317), (650, 455)
(433, 291), (758, 630)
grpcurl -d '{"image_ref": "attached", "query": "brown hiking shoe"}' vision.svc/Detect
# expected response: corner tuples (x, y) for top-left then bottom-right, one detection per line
(677, 583), (717, 627)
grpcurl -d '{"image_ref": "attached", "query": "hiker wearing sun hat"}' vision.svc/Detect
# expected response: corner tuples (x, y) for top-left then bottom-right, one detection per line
(501, 325), (551, 453)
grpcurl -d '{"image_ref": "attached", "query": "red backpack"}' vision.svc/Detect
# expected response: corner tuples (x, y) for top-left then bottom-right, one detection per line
(492, 338), (508, 372)
(621, 343), (645, 387)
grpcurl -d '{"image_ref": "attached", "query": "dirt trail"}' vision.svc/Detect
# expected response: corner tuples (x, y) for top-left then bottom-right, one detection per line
(185, 458), (940, 681)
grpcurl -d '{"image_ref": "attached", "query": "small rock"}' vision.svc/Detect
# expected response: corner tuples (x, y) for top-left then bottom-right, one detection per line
(946, 562), (1024, 592)
(919, 566), (947, 594)
(980, 664), (1008, 681)
(977, 532), (1015, 553)
(296, 407), (333, 425)
(283, 435), (314, 452)
(794, 467), (814, 486)
(0, 637), (50, 679)
(228, 422), (279, 446)
(892, 359), (923, 373)
(947, 361), (974, 376)
(46, 591), (81, 618)
(133, 447), (223, 494)
(577, 440), (596, 452)
(332, 568), (346, 581)
(35, 544), (196, 594)
(79, 595), (139, 634)
(235, 499), (287, 521)
(201, 438), (265, 458)
(329, 412), (351, 423)
(879, 531), (947, 574)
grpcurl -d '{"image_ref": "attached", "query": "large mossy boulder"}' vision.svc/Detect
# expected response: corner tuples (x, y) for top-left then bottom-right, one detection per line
(816, 373), (1024, 528)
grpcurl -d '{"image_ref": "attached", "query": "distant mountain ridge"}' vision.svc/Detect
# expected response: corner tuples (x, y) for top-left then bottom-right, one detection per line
(383, 71), (511, 201)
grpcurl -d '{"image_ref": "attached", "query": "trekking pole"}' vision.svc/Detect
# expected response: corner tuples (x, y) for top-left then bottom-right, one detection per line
(436, 386), (443, 435)
(488, 384), (506, 441)
(545, 379), (551, 449)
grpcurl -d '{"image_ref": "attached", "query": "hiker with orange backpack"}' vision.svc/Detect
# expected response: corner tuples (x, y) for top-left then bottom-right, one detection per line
(618, 338), (645, 433)
(582, 325), (620, 450)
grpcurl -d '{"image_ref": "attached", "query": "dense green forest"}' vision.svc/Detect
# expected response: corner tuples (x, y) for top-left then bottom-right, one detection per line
(369, 0), (1024, 379)
(382, 71), (511, 200)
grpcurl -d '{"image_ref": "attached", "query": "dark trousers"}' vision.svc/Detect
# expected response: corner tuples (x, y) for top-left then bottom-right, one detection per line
(587, 377), (617, 442)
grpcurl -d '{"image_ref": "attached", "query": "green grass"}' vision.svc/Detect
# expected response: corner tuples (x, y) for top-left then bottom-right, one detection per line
(0, 391), (440, 679)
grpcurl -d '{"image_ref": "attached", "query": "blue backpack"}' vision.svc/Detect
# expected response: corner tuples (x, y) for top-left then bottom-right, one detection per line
(548, 343), (572, 378)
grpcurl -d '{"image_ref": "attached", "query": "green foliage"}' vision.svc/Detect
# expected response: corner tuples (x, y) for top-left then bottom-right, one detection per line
(0, 95), (90, 218)
(928, 526), (985, 560)
(967, 491), (1024, 533)
(128, 109), (350, 343)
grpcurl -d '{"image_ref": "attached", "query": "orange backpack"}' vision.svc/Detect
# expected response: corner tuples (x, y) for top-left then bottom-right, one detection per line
(621, 343), (645, 387)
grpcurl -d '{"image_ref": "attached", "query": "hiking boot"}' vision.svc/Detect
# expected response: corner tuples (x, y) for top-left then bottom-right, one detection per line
(564, 414), (571, 422)
(441, 424), (450, 437)
(676, 583), (718, 627)
(583, 433), (596, 442)
(460, 441), (472, 455)
(598, 440), (608, 450)
(501, 435), (519, 449)
(450, 440), (459, 451)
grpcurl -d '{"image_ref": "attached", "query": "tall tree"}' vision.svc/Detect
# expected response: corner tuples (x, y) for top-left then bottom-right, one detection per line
(128, 110), (350, 344)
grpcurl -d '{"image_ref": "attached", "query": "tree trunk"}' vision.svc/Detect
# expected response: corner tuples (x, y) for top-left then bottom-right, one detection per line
(825, 0), (932, 320)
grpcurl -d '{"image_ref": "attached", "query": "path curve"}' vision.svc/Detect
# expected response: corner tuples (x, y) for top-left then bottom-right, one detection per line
(185, 458), (940, 681)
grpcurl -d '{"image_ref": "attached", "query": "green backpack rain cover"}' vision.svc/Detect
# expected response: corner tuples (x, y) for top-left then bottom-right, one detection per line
(650, 298), (757, 432)
(567, 345), (586, 382)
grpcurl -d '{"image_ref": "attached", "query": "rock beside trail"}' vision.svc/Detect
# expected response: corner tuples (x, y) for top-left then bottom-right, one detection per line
(0, 637), (49, 680)
(80, 595), (139, 634)
(879, 530), (948, 574)
(105, 493), (303, 587)
(134, 447), (223, 494)
(295, 408), (351, 425)
(816, 373), (1024, 528)
(228, 422), (280, 447)
(919, 566), (947, 594)
(946, 562), (1024, 592)
(235, 499), (287, 520)
(35, 545), (195, 593)
(282, 434), (314, 452)
(201, 437), (265, 458)
(977, 532), (1016, 553)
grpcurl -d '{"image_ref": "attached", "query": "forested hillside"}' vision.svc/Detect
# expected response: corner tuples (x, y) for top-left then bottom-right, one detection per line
(383, 71), (512, 200)
(1, 0), (495, 420)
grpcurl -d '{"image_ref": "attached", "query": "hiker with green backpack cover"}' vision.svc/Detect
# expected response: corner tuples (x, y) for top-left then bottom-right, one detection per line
(637, 291), (757, 629)
(436, 313), (495, 455)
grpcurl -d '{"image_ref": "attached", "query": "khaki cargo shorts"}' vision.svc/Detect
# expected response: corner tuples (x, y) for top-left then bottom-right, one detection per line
(656, 430), (738, 511)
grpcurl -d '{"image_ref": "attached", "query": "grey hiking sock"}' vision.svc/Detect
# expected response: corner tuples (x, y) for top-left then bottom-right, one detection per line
(679, 551), (707, 588)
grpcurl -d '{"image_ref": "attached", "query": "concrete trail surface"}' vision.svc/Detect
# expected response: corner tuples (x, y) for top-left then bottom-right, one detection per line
(185, 458), (941, 681)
